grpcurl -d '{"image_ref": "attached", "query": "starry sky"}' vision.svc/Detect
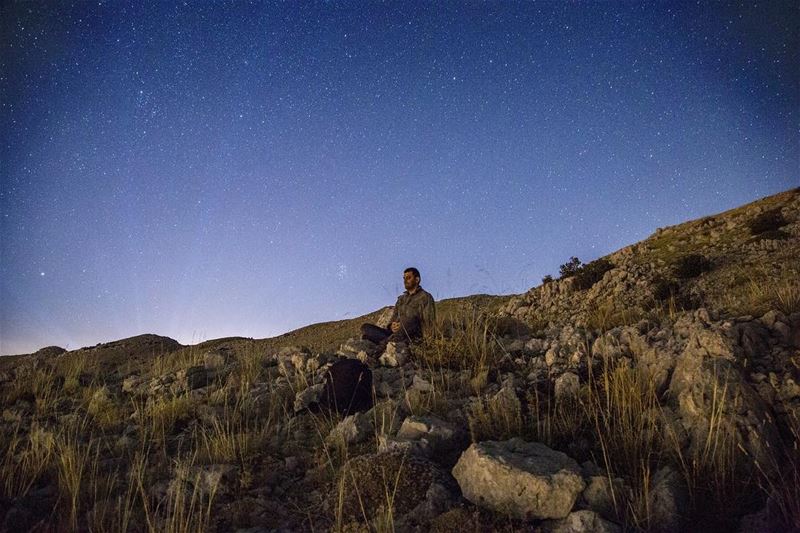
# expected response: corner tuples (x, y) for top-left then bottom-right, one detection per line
(2, 1), (798, 355)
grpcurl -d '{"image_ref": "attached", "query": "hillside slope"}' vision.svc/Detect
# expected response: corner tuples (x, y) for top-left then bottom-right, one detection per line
(1, 187), (798, 532)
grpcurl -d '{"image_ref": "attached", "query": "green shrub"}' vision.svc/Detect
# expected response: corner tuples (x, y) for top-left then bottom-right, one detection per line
(672, 253), (712, 279)
(559, 257), (582, 279)
(747, 208), (788, 236)
(541, 274), (554, 284)
(573, 258), (615, 291)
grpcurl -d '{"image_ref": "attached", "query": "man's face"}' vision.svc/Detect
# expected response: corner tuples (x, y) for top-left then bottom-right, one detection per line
(403, 271), (420, 292)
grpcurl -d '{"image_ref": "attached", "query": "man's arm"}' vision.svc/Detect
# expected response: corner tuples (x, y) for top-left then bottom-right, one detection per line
(420, 294), (436, 337)
(388, 295), (402, 332)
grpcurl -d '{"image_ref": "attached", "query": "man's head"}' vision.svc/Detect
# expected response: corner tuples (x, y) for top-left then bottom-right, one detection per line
(403, 267), (421, 292)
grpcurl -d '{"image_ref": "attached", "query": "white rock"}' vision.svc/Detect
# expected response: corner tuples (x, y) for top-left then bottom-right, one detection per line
(544, 509), (622, 533)
(545, 346), (559, 366)
(326, 411), (374, 446)
(452, 438), (585, 520)
(379, 342), (409, 367)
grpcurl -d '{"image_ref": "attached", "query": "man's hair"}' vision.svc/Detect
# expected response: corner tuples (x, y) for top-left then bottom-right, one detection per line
(404, 267), (420, 279)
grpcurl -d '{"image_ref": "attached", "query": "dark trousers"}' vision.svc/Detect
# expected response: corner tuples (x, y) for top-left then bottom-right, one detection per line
(361, 323), (393, 345)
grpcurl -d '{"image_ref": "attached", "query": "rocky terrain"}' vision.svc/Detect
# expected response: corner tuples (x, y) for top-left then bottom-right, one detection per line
(1, 187), (798, 532)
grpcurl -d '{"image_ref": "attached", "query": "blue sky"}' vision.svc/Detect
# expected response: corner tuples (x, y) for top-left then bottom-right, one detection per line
(2, 1), (797, 354)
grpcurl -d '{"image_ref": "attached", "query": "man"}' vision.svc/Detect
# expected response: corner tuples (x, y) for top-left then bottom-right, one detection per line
(361, 267), (436, 347)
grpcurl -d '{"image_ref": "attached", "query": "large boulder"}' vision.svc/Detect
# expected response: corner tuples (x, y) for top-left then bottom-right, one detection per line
(452, 438), (585, 520)
(668, 328), (781, 471)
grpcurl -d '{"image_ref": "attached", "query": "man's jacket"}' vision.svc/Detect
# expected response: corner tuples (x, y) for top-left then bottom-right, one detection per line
(389, 287), (436, 340)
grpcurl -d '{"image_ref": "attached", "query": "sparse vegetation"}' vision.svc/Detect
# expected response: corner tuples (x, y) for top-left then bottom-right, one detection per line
(557, 256), (615, 290)
(573, 257), (616, 291)
(558, 256), (582, 278)
(672, 253), (713, 279)
(652, 275), (681, 302)
(416, 307), (502, 374)
(747, 207), (789, 236)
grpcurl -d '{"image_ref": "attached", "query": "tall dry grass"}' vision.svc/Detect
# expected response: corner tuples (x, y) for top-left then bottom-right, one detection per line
(1, 422), (55, 499)
(715, 265), (800, 317)
(416, 307), (502, 376)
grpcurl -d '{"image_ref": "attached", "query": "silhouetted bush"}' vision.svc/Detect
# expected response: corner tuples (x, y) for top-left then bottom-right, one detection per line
(491, 316), (532, 338)
(573, 258), (615, 291)
(747, 208), (788, 236)
(558, 257), (582, 279)
(672, 253), (713, 279)
(753, 228), (790, 241)
(542, 274), (554, 284)
(652, 276), (681, 301)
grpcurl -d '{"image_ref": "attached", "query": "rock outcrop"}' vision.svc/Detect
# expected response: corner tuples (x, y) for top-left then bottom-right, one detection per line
(452, 438), (586, 520)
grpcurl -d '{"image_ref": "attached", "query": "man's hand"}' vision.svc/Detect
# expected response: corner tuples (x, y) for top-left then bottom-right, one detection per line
(390, 321), (401, 333)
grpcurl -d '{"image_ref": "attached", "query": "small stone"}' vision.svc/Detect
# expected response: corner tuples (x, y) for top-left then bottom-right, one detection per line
(379, 342), (410, 367)
(293, 383), (324, 413)
(545, 346), (559, 366)
(325, 411), (374, 446)
(554, 372), (580, 401)
(411, 375), (434, 393)
(582, 476), (624, 520)
(544, 509), (622, 533)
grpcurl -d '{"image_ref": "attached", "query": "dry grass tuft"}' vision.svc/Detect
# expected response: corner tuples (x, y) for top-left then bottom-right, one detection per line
(467, 387), (524, 442)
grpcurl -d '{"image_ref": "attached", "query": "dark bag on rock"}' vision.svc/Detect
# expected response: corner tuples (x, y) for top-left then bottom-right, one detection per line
(319, 358), (373, 416)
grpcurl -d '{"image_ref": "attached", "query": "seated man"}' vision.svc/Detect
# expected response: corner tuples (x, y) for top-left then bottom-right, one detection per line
(361, 267), (436, 348)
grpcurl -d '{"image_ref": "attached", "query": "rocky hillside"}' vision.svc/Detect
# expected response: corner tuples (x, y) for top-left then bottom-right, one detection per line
(0, 188), (798, 532)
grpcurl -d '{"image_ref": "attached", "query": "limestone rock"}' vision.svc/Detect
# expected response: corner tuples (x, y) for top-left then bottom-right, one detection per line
(293, 383), (324, 413)
(172, 463), (239, 498)
(544, 509), (622, 533)
(554, 372), (580, 401)
(452, 438), (585, 519)
(389, 415), (469, 465)
(411, 374), (434, 392)
(326, 411), (374, 446)
(668, 330), (781, 471)
(379, 341), (410, 367)
(581, 475), (624, 520)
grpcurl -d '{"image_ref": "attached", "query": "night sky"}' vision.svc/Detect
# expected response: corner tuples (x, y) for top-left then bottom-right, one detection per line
(2, 2), (798, 355)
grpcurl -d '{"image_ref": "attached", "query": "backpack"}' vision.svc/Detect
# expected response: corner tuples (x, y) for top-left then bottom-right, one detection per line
(318, 358), (373, 416)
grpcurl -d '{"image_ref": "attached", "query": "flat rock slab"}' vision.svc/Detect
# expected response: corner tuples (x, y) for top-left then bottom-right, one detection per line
(452, 438), (585, 520)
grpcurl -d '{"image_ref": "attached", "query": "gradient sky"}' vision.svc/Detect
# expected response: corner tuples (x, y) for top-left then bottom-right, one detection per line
(2, 1), (798, 355)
